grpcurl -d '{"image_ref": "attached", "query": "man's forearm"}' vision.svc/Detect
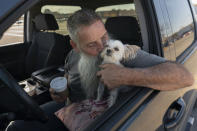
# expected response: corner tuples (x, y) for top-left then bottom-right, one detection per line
(123, 62), (194, 90)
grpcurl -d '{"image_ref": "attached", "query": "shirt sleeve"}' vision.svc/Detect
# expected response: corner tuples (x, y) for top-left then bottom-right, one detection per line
(123, 49), (167, 68)
(64, 50), (72, 78)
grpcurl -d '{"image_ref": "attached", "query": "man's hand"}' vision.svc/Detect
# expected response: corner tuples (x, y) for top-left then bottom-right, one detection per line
(49, 88), (68, 103)
(97, 64), (127, 90)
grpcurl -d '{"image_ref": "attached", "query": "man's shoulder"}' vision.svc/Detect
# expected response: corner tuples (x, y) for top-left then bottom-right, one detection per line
(65, 49), (80, 64)
(122, 48), (166, 68)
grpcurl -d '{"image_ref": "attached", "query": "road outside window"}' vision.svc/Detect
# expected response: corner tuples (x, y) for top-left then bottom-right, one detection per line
(0, 15), (24, 46)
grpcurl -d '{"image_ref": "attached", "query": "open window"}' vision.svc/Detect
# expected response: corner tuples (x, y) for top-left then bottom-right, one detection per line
(41, 5), (81, 35)
(0, 15), (24, 46)
(96, 3), (143, 48)
(30, 1), (155, 130)
(0, 0), (167, 130)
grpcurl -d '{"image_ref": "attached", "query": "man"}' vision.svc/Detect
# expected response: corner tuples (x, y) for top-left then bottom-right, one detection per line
(6, 9), (194, 131)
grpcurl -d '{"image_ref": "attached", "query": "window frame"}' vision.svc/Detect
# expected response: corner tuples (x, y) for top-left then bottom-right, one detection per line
(85, 88), (156, 130)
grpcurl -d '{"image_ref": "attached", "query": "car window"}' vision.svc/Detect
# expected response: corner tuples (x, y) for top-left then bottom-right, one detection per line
(152, 0), (175, 60)
(41, 5), (81, 35)
(153, 0), (195, 60)
(95, 3), (142, 48)
(0, 15), (24, 46)
(96, 4), (136, 23)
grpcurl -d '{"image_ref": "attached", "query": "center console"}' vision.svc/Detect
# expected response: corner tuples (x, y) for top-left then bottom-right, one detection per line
(31, 66), (65, 87)
(19, 66), (65, 104)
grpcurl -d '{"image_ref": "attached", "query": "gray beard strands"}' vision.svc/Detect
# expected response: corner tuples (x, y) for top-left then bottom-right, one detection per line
(78, 53), (100, 99)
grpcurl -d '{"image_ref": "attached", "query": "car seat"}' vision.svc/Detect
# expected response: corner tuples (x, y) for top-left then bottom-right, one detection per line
(105, 16), (143, 48)
(25, 14), (71, 77)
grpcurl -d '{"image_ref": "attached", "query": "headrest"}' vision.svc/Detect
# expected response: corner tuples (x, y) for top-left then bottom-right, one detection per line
(34, 14), (59, 31)
(105, 16), (142, 47)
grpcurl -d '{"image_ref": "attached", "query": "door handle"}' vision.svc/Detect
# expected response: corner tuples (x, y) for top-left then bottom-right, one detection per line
(163, 97), (186, 129)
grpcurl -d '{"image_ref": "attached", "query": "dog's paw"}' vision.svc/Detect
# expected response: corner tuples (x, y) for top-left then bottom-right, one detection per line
(96, 97), (102, 102)
(107, 90), (118, 107)
(107, 95), (116, 107)
(96, 82), (105, 102)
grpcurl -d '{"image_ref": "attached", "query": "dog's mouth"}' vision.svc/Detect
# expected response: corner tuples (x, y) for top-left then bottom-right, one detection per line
(106, 53), (112, 57)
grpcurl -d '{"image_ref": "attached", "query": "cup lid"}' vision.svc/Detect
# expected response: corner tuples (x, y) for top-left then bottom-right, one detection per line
(50, 77), (67, 92)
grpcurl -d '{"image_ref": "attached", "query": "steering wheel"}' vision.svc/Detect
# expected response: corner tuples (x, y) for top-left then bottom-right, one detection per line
(0, 65), (48, 123)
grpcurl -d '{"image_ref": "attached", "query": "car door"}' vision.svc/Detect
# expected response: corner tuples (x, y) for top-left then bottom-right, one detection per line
(125, 0), (197, 130)
(0, 0), (40, 80)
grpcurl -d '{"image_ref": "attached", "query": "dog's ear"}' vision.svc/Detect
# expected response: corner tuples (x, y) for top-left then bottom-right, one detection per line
(122, 44), (140, 62)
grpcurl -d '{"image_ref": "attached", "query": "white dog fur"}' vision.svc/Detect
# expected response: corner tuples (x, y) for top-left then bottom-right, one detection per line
(97, 39), (140, 107)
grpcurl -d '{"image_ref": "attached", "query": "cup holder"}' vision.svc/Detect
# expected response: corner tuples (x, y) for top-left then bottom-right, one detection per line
(20, 84), (26, 88)
(27, 79), (36, 86)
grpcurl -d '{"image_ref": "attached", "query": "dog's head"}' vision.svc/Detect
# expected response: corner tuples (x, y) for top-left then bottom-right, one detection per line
(100, 39), (140, 64)
(100, 40), (125, 63)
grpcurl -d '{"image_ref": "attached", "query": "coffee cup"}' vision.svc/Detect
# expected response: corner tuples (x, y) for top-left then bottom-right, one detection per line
(50, 77), (68, 97)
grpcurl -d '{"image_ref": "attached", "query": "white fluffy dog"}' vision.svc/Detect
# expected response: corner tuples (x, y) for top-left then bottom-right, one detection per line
(97, 39), (140, 107)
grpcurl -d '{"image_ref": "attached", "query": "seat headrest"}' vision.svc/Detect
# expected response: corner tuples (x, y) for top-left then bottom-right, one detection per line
(34, 14), (59, 31)
(105, 16), (142, 47)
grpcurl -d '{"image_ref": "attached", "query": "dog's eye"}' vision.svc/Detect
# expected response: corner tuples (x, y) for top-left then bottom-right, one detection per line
(114, 47), (119, 51)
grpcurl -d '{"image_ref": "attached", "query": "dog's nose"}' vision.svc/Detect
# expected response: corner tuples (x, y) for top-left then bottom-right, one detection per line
(107, 49), (111, 53)
(106, 49), (111, 55)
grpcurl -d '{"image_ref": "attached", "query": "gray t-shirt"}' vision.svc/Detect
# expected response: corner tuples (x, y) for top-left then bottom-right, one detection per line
(64, 49), (166, 102)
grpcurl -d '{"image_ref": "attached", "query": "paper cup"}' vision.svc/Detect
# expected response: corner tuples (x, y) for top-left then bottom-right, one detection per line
(50, 77), (67, 93)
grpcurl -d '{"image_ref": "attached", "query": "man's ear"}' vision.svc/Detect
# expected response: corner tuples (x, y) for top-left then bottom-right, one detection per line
(70, 40), (79, 52)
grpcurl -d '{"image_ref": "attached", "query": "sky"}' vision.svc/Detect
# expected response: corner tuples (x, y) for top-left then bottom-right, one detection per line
(191, 0), (197, 5)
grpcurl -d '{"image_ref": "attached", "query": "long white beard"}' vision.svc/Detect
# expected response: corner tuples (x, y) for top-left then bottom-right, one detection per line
(78, 53), (100, 99)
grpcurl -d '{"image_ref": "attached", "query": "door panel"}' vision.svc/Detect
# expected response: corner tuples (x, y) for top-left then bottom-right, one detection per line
(0, 43), (29, 80)
(127, 48), (197, 130)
